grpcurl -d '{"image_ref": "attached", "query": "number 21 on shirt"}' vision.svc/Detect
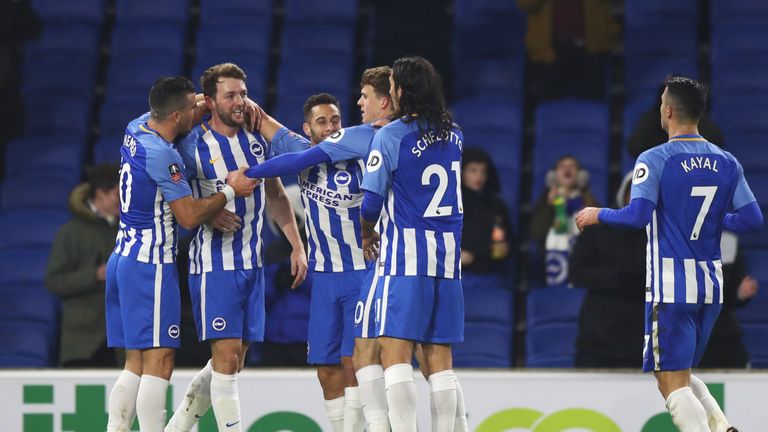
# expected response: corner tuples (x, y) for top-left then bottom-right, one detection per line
(422, 161), (463, 218)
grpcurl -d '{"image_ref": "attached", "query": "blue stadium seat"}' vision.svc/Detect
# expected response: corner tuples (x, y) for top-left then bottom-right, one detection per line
(739, 211), (768, 250)
(100, 95), (148, 136)
(0, 247), (51, 286)
(526, 287), (585, 327)
(462, 132), (521, 169)
(93, 133), (125, 164)
(196, 23), (271, 63)
(464, 284), (513, 326)
(191, 56), (269, 101)
(0, 354), (50, 368)
(526, 322), (578, 368)
(115, 0), (189, 25)
(535, 101), (609, 140)
(711, 22), (768, 65)
(741, 324), (768, 368)
(24, 94), (91, 138)
(5, 133), (85, 179)
(735, 297), (768, 325)
(25, 23), (101, 60)
(281, 23), (356, 58)
(0, 321), (54, 367)
(22, 55), (96, 98)
(743, 250), (768, 285)
(199, 0), (273, 26)
(711, 0), (768, 26)
(453, 22), (525, 59)
(0, 173), (78, 212)
(273, 94), (310, 136)
(111, 23), (186, 60)
(624, 0), (698, 28)
(711, 94), (768, 139)
(264, 291), (311, 342)
(724, 134), (768, 172)
(711, 61), (768, 100)
(0, 209), (69, 251)
(623, 97), (655, 142)
(624, 24), (697, 61)
(0, 288), (60, 326)
(283, 0), (357, 24)
(624, 57), (698, 102)
(453, 0), (525, 30)
(452, 98), (522, 134)
(276, 57), (352, 102)
(454, 56), (525, 101)
(105, 55), (183, 98)
(32, 0), (105, 26)
(453, 322), (513, 367)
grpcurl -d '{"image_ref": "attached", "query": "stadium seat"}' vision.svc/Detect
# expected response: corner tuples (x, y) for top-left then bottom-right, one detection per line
(22, 55), (96, 98)
(0, 354), (50, 368)
(93, 133), (126, 164)
(526, 287), (586, 327)
(743, 250), (768, 285)
(105, 55), (183, 98)
(0, 288), (60, 326)
(741, 324), (768, 368)
(273, 94), (311, 136)
(199, 0), (273, 26)
(5, 133), (85, 180)
(453, 322), (513, 367)
(711, 22), (768, 65)
(535, 101), (609, 140)
(0, 173), (78, 211)
(283, 0), (357, 24)
(453, 56), (525, 101)
(24, 94), (91, 138)
(0, 209), (70, 251)
(453, 0), (526, 30)
(735, 297), (768, 325)
(711, 61), (768, 100)
(711, 0), (768, 26)
(281, 23), (356, 59)
(264, 291), (311, 342)
(0, 247), (52, 287)
(32, 0), (105, 26)
(624, 0), (698, 28)
(196, 23), (271, 64)
(115, 0), (189, 25)
(624, 57), (698, 102)
(723, 134), (768, 173)
(100, 95), (149, 136)
(526, 322), (579, 368)
(623, 97), (655, 142)
(462, 132), (521, 169)
(452, 98), (522, 134)
(739, 211), (768, 250)
(453, 22), (525, 59)
(464, 284), (513, 326)
(111, 23), (186, 60)
(0, 321), (54, 366)
(25, 23), (101, 60)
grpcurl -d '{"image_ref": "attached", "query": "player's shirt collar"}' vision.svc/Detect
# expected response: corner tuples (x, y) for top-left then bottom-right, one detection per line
(669, 133), (706, 141)
(139, 122), (174, 145)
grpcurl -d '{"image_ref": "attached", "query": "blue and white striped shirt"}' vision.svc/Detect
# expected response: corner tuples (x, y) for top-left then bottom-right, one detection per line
(631, 135), (757, 304)
(361, 119), (464, 279)
(114, 113), (192, 264)
(178, 122), (268, 273)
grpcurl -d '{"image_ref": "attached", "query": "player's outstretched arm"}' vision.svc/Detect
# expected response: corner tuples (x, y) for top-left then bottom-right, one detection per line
(264, 178), (308, 288)
(576, 198), (656, 231)
(169, 167), (257, 229)
(723, 201), (764, 233)
(246, 146), (331, 179)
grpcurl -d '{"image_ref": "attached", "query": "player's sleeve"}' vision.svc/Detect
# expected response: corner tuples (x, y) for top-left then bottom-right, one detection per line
(317, 125), (373, 162)
(271, 127), (311, 155)
(732, 159), (757, 210)
(176, 132), (198, 180)
(629, 150), (663, 204)
(361, 127), (398, 197)
(246, 145), (331, 178)
(145, 143), (193, 202)
(598, 198), (656, 228)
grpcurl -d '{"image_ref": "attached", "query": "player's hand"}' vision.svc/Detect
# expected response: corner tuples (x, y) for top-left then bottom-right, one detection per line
(96, 264), (107, 282)
(575, 207), (601, 231)
(362, 231), (381, 261)
(243, 97), (262, 132)
(211, 209), (242, 233)
(289, 247), (308, 289)
(738, 275), (759, 301)
(226, 167), (261, 197)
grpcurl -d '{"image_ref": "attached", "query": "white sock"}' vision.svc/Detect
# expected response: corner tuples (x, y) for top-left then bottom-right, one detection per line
(429, 370), (457, 432)
(165, 360), (213, 432)
(356, 364), (390, 432)
(454, 377), (469, 432)
(665, 387), (710, 432)
(343, 386), (365, 432)
(136, 375), (169, 432)
(107, 370), (141, 432)
(690, 375), (731, 432)
(211, 370), (242, 431)
(324, 396), (345, 432)
(384, 363), (418, 432)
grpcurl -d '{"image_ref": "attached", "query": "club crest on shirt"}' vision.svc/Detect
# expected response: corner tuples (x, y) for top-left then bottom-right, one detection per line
(250, 140), (265, 158)
(168, 163), (182, 182)
(334, 170), (352, 187)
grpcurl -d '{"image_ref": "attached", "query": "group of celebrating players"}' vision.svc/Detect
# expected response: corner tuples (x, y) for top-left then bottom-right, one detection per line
(102, 50), (761, 432)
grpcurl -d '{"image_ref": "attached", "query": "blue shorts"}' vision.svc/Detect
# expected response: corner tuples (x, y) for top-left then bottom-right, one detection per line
(643, 302), (722, 373)
(189, 268), (265, 342)
(373, 275), (464, 344)
(105, 253), (181, 349)
(307, 270), (365, 364)
(354, 266), (379, 339)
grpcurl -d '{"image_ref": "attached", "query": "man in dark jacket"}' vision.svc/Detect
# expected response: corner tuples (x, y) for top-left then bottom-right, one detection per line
(569, 173), (646, 367)
(46, 163), (120, 367)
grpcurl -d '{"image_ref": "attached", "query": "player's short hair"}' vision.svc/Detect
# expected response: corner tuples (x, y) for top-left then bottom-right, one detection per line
(200, 63), (247, 98)
(87, 163), (120, 197)
(665, 76), (707, 123)
(303, 92), (340, 121)
(391, 56), (452, 133)
(360, 66), (392, 99)
(149, 76), (195, 121)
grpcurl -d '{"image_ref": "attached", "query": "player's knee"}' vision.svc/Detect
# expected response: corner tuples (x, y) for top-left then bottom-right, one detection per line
(317, 366), (344, 390)
(213, 350), (241, 374)
(141, 349), (174, 379)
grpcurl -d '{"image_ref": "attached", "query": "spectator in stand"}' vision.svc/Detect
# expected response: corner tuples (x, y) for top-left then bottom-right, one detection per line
(517, 0), (618, 101)
(569, 172), (645, 368)
(46, 163), (121, 367)
(699, 231), (758, 368)
(460, 148), (513, 274)
(628, 81), (725, 158)
(530, 156), (598, 285)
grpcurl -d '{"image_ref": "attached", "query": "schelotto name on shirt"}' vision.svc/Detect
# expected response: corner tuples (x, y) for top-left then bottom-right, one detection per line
(411, 129), (463, 158)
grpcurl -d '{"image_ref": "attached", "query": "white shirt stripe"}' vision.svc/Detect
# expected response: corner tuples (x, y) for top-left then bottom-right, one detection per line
(652, 211), (660, 302)
(316, 204), (344, 272)
(378, 212), (390, 276)
(645, 224), (652, 302)
(714, 260), (724, 304)
(662, 258), (675, 303)
(443, 232), (456, 279)
(303, 195), (325, 272)
(387, 192), (398, 276)
(361, 269), (380, 338)
(403, 228), (417, 276)
(338, 206), (366, 270)
(378, 275), (391, 337)
(700, 261), (714, 304)
(425, 230), (437, 277)
(201, 272), (207, 340)
(153, 264), (162, 347)
(684, 259), (698, 304)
